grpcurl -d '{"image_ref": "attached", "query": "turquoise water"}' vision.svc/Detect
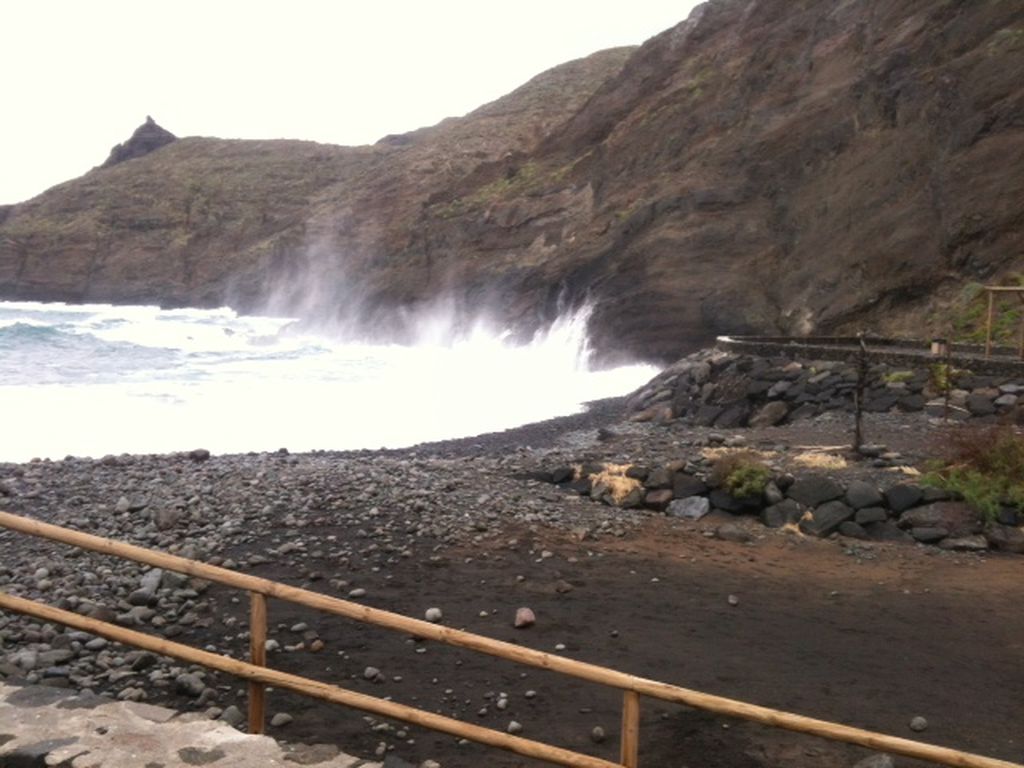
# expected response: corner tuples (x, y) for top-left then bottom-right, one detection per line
(0, 301), (658, 461)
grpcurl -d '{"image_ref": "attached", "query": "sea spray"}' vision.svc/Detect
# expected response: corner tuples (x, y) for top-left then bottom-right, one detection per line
(0, 300), (658, 462)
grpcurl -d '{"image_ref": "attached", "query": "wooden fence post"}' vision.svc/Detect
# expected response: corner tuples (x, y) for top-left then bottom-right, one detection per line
(985, 289), (995, 358)
(249, 591), (267, 734)
(620, 690), (640, 768)
(852, 333), (868, 453)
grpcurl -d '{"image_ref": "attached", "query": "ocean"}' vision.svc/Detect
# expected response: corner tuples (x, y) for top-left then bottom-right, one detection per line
(0, 300), (658, 463)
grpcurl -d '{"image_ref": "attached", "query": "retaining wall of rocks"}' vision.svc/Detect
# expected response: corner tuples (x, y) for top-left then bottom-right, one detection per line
(536, 460), (1024, 555)
(627, 348), (1024, 430)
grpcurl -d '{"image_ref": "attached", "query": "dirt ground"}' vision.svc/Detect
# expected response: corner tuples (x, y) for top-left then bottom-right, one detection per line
(4, 399), (1022, 768)
(197, 514), (1024, 768)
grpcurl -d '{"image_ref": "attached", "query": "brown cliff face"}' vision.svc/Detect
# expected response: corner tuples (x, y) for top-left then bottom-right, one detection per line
(2, 1), (1024, 363)
(411, 0), (1024, 361)
(0, 48), (633, 317)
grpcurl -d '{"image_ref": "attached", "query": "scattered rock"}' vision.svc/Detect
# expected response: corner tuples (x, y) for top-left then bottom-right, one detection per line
(514, 608), (536, 629)
(425, 607), (443, 623)
(937, 535), (988, 551)
(220, 705), (245, 727)
(716, 523), (753, 543)
(909, 716), (928, 732)
(852, 754), (896, 768)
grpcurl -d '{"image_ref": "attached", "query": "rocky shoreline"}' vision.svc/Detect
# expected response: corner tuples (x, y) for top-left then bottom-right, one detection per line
(2, 352), (1023, 766)
(0, 408), (653, 766)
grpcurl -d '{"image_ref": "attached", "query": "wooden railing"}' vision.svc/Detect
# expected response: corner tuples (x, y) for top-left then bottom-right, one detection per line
(0, 510), (1019, 768)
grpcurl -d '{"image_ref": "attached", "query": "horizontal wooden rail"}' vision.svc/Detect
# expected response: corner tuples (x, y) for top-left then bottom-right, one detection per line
(0, 591), (618, 768)
(1, 510), (1021, 768)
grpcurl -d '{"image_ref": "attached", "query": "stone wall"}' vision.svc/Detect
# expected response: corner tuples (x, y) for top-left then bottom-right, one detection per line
(628, 347), (1024, 429)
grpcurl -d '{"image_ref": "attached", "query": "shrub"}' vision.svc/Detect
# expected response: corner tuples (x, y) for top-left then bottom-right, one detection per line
(883, 370), (914, 384)
(922, 425), (1024, 521)
(710, 451), (772, 499)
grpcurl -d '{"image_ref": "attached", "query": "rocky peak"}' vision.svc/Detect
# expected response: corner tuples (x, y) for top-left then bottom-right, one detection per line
(102, 116), (177, 168)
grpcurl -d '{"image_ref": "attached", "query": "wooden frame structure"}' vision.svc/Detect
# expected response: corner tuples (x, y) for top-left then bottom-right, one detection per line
(0, 510), (1020, 768)
(983, 285), (1024, 359)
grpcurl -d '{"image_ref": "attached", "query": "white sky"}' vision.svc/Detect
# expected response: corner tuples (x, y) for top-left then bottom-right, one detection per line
(1, 1), (702, 205)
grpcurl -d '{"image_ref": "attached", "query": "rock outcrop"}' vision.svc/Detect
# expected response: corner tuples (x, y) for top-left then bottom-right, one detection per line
(2, 1), (1024, 362)
(101, 115), (177, 168)
(0, 682), (375, 767)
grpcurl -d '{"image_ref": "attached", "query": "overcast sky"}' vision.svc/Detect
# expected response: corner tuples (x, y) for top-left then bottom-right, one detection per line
(1, 1), (702, 205)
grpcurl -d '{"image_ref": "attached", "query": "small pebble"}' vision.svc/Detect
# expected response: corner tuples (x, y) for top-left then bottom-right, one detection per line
(514, 607), (535, 628)
(507, 721), (523, 734)
(425, 607), (443, 623)
(909, 715), (928, 732)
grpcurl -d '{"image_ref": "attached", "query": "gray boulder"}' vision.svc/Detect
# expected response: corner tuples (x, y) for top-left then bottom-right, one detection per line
(884, 484), (923, 513)
(845, 480), (883, 510)
(667, 496), (710, 520)
(985, 524), (1024, 553)
(854, 507), (888, 525)
(749, 401), (789, 428)
(761, 500), (803, 528)
(787, 475), (844, 507)
(672, 473), (708, 499)
(799, 501), (855, 537)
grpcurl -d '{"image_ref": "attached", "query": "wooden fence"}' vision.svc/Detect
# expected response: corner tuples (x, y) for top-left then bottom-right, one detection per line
(0, 510), (1019, 768)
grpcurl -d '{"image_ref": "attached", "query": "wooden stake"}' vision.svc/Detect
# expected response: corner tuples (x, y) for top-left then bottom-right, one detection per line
(1017, 293), (1024, 360)
(1, 511), (1022, 768)
(985, 289), (995, 358)
(249, 591), (267, 734)
(620, 690), (640, 768)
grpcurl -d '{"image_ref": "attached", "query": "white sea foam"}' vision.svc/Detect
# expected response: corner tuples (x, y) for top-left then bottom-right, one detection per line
(0, 300), (658, 462)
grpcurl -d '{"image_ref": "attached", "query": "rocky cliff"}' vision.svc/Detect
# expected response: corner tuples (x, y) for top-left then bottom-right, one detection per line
(2, 0), (1023, 363)
(101, 116), (177, 168)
